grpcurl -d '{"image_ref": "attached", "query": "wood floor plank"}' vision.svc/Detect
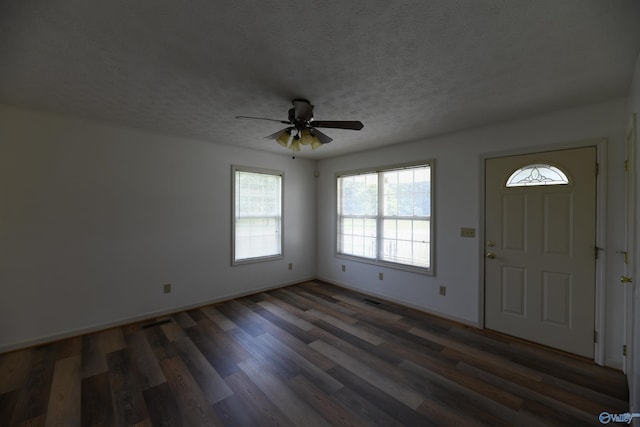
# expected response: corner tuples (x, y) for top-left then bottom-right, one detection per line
(107, 349), (150, 426)
(287, 374), (367, 427)
(184, 324), (241, 378)
(311, 319), (404, 368)
(216, 300), (267, 337)
(258, 290), (313, 322)
(260, 321), (336, 371)
(160, 356), (222, 427)
(54, 337), (82, 361)
(81, 328), (127, 378)
(251, 304), (317, 344)
(347, 313), (445, 355)
(227, 326), (300, 381)
(0, 348), (33, 394)
(416, 397), (488, 427)
(399, 359), (531, 425)
(173, 336), (233, 404)
(331, 384), (404, 427)
(411, 326), (543, 381)
(142, 382), (184, 427)
(44, 355), (81, 427)
(257, 299), (315, 331)
(327, 364), (429, 426)
(81, 372), (114, 427)
(125, 330), (166, 390)
(172, 312), (197, 329)
(223, 370), (295, 427)
(142, 324), (178, 362)
(0, 389), (19, 424)
(271, 288), (317, 310)
(199, 305), (238, 331)
(306, 309), (384, 345)
(298, 288), (358, 318)
(539, 370), (629, 412)
(237, 357), (331, 427)
(456, 360), (598, 424)
(159, 320), (187, 342)
(212, 394), (262, 427)
(9, 347), (56, 426)
(255, 333), (344, 395)
(329, 292), (406, 324)
(13, 414), (46, 427)
(310, 339), (424, 410)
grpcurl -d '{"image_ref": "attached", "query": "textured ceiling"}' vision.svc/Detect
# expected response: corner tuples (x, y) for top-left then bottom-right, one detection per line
(1, 1), (640, 159)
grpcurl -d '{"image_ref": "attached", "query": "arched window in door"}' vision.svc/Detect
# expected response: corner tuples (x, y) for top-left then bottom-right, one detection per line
(506, 164), (570, 187)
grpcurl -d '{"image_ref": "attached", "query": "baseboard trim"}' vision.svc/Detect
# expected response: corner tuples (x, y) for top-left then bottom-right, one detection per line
(0, 277), (314, 354)
(316, 276), (478, 328)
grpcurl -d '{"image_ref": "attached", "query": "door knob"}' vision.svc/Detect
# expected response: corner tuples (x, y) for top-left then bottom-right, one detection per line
(621, 276), (633, 283)
(487, 252), (496, 260)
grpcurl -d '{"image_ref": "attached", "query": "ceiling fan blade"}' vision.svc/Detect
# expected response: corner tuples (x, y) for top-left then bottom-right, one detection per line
(311, 129), (333, 144)
(292, 99), (314, 121)
(311, 120), (364, 130)
(264, 127), (293, 139)
(235, 115), (290, 124)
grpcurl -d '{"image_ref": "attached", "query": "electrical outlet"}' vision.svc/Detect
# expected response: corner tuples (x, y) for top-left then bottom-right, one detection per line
(341, 264), (346, 272)
(163, 283), (172, 294)
(288, 263), (293, 270)
(379, 272), (384, 280)
(439, 286), (446, 296)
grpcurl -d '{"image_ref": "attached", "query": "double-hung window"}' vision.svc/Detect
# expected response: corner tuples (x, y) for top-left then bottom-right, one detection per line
(337, 162), (433, 273)
(232, 166), (283, 264)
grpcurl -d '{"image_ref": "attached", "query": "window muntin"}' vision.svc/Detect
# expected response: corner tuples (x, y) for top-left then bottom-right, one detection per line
(337, 163), (433, 272)
(506, 164), (569, 187)
(232, 166), (283, 264)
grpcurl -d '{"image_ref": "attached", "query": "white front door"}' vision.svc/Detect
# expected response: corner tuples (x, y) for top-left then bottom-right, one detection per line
(485, 147), (597, 358)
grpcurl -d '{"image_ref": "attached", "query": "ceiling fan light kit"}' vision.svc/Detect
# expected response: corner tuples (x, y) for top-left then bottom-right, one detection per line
(275, 130), (292, 147)
(236, 99), (364, 156)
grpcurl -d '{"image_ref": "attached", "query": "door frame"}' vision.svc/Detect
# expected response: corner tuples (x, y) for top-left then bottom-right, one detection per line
(624, 116), (636, 374)
(478, 138), (607, 365)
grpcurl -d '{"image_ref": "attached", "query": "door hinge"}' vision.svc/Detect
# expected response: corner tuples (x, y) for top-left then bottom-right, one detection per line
(594, 246), (602, 259)
(596, 162), (599, 175)
(624, 160), (629, 172)
(623, 344), (628, 356)
(594, 331), (598, 343)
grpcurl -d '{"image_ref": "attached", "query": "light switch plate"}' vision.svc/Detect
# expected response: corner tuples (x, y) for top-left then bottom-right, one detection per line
(460, 227), (476, 238)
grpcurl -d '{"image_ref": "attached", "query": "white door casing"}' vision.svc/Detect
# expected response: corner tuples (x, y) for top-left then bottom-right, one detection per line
(485, 147), (597, 358)
(623, 116), (636, 375)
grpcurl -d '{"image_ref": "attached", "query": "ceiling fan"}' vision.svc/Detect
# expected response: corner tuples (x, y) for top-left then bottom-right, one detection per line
(235, 98), (364, 154)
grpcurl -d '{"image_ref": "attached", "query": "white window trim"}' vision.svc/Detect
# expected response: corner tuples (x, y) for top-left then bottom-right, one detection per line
(231, 165), (284, 265)
(335, 160), (435, 275)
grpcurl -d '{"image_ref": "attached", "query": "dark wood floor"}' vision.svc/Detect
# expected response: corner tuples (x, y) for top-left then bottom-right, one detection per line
(0, 281), (629, 426)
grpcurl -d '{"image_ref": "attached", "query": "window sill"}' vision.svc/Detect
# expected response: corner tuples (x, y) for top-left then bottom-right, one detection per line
(232, 254), (284, 266)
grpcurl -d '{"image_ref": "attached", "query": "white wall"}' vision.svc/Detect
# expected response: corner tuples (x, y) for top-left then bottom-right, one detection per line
(316, 99), (628, 369)
(627, 50), (640, 414)
(0, 105), (316, 352)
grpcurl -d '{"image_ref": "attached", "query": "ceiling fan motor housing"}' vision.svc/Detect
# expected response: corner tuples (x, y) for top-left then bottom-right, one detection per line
(289, 98), (314, 131)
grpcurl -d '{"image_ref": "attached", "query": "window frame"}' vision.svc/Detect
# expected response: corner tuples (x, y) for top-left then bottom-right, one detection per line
(335, 160), (435, 275)
(231, 165), (284, 265)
